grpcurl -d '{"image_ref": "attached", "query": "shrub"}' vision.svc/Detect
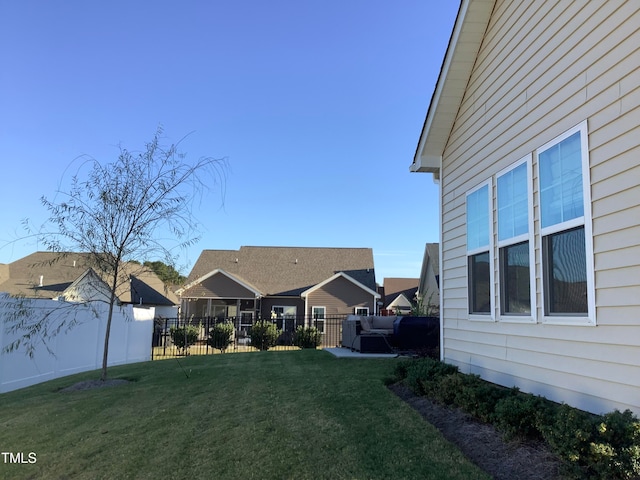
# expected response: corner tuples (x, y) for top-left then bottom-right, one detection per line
(250, 320), (280, 351)
(451, 376), (511, 423)
(538, 406), (640, 479)
(293, 326), (322, 349)
(207, 322), (234, 353)
(169, 324), (199, 355)
(403, 357), (458, 396)
(398, 357), (640, 479)
(494, 393), (552, 441)
(587, 409), (640, 479)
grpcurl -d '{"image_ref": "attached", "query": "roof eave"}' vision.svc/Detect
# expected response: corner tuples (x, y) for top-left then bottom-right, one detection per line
(410, 0), (495, 179)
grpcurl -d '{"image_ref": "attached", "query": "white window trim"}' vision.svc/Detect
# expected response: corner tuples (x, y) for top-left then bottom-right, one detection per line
(466, 178), (495, 321)
(311, 306), (326, 333)
(311, 306), (326, 318)
(354, 307), (369, 316)
(536, 121), (596, 326)
(496, 155), (536, 323)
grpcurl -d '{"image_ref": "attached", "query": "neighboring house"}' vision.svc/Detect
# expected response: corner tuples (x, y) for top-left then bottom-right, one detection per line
(381, 278), (419, 315)
(177, 246), (379, 332)
(418, 243), (440, 313)
(410, 0), (639, 415)
(0, 252), (179, 317)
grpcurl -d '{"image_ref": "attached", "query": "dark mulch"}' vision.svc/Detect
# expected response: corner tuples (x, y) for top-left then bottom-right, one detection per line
(389, 383), (566, 480)
(59, 379), (130, 392)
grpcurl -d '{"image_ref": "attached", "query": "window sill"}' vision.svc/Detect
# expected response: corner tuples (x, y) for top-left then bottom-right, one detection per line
(468, 314), (495, 322)
(541, 315), (596, 326)
(498, 315), (536, 324)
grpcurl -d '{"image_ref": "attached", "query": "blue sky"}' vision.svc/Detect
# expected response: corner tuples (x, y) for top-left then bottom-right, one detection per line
(0, 1), (458, 282)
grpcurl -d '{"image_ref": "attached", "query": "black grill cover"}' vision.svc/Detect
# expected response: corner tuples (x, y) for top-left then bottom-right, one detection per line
(393, 316), (439, 350)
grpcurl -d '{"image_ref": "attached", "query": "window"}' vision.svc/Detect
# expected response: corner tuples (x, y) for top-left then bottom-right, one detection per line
(312, 306), (326, 333)
(496, 158), (534, 319)
(272, 306), (296, 319)
(537, 122), (594, 322)
(543, 227), (588, 314)
(354, 307), (369, 316)
(469, 252), (491, 313)
(500, 242), (531, 314)
(466, 181), (494, 317)
(272, 306), (297, 331)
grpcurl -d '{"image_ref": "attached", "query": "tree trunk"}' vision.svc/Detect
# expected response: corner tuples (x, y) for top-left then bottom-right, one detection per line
(100, 276), (119, 382)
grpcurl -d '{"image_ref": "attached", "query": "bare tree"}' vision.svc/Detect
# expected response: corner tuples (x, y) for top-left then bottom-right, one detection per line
(7, 128), (226, 381)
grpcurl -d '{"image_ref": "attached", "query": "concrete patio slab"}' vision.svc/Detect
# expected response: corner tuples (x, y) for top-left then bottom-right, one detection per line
(324, 347), (398, 359)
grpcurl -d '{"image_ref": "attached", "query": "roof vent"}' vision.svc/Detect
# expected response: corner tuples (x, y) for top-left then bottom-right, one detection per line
(295, 259), (298, 264)
(39, 275), (44, 287)
(73, 260), (76, 267)
(235, 258), (239, 263)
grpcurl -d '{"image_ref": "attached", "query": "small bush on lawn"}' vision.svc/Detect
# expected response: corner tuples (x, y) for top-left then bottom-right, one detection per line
(293, 326), (322, 349)
(169, 325), (199, 355)
(250, 320), (281, 351)
(397, 357), (640, 479)
(207, 322), (234, 353)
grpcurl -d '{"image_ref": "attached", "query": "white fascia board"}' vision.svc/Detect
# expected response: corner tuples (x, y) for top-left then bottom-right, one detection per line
(410, 0), (494, 178)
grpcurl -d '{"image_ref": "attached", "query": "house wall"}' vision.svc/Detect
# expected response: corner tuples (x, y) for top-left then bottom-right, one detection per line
(185, 272), (256, 299)
(419, 263), (440, 312)
(304, 275), (375, 317)
(439, 0), (640, 414)
(260, 297), (305, 320)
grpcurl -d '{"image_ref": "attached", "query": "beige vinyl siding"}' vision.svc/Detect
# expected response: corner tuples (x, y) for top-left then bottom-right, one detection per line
(305, 276), (374, 316)
(439, 0), (640, 414)
(188, 273), (256, 299)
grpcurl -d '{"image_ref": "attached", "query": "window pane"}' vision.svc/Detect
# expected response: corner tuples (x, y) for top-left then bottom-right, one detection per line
(539, 131), (584, 228)
(469, 252), (491, 314)
(467, 185), (489, 250)
(497, 162), (528, 241)
(544, 226), (588, 314)
(500, 242), (530, 314)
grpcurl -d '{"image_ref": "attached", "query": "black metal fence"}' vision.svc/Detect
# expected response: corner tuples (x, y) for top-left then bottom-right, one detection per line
(151, 315), (347, 359)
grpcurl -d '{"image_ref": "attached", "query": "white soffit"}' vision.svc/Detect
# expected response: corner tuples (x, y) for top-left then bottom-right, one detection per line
(411, 0), (495, 175)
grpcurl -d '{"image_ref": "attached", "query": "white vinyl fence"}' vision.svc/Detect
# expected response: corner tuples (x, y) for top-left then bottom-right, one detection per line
(0, 297), (154, 393)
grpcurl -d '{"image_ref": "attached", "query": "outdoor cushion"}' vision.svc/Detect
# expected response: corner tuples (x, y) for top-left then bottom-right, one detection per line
(370, 316), (396, 330)
(359, 316), (373, 332)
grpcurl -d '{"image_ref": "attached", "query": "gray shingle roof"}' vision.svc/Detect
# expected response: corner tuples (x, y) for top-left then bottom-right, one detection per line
(183, 246), (376, 296)
(0, 252), (178, 305)
(383, 277), (419, 307)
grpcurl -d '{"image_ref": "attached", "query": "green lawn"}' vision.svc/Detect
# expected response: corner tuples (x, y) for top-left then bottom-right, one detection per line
(0, 350), (490, 480)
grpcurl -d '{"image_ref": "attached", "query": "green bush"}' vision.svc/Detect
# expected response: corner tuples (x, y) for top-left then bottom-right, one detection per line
(402, 357), (458, 396)
(169, 324), (199, 355)
(292, 326), (322, 349)
(588, 409), (640, 479)
(207, 322), (234, 353)
(398, 356), (640, 479)
(451, 376), (511, 423)
(494, 393), (551, 441)
(250, 320), (281, 351)
(540, 407), (640, 480)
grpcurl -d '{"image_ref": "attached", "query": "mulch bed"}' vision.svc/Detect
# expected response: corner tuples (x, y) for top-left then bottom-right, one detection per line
(389, 383), (566, 480)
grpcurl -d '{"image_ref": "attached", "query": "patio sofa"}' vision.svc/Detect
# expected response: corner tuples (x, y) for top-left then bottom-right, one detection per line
(342, 315), (397, 353)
